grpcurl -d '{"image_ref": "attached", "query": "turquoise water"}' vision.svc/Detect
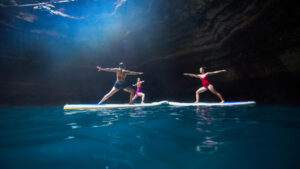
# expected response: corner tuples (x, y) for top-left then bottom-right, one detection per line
(0, 105), (299, 169)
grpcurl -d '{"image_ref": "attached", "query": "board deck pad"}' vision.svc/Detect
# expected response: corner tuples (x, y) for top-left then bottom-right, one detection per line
(168, 101), (256, 106)
(64, 101), (255, 110)
(64, 101), (169, 110)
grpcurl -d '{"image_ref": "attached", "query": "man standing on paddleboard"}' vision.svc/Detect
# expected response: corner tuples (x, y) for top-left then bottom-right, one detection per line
(184, 67), (226, 103)
(96, 62), (143, 105)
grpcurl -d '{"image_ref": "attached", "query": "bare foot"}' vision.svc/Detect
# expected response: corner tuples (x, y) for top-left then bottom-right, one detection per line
(141, 102), (144, 104)
(96, 65), (101, 72)
(220, 100), (225, 103)
(129, 102), (134, 105)
(194, 101), (199, 103)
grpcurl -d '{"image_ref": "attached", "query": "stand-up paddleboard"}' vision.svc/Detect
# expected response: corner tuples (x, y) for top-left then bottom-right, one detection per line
(64, 101), (168, 110)
(168, 101), (256, 107)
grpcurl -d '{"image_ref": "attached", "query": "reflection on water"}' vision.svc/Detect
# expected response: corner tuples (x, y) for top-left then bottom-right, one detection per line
(65, 136), (75, 140)
(195, 136), (219, 153)
(1, 105), (300, 169)
(195, 107), (212, 125)
(194, 107), (219, 153)
(62, 106), (237, 155)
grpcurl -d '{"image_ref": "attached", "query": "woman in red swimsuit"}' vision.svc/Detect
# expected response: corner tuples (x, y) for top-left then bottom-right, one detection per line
(184, 67), (226, 103)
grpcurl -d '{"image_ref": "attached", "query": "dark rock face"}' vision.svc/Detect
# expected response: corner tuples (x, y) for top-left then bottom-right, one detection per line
(0, 0), (299, 105)
(128, 0), (300, 104)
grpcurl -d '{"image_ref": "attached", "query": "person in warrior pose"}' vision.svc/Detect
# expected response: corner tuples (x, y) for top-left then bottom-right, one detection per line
(96, 62), (143, 104)
(183, 67), (226, 103)
(132, 78), (145, 104)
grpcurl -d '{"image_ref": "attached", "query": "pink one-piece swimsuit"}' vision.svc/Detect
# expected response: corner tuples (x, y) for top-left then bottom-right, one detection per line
(135, 85), (142, 94)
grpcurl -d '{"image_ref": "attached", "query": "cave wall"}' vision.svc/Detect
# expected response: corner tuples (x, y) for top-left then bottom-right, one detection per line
(127, 0), (300, 104)
(0, 0), (299, 105)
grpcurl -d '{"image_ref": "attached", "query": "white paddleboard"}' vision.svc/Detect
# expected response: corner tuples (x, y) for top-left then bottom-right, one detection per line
(168, 101), (256, 106)
(63, 101), (168, 110)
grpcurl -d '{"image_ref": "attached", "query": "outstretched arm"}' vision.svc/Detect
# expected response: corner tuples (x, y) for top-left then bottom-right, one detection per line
(125, 70), (143, 75)
(96, 65), (118, 73)
(183, 73), (199, 78)
(207, 70), (227, 75)
(132, 81), (144, 86)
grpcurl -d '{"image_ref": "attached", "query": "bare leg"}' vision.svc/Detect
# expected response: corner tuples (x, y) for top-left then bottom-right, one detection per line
(123, 87), (135, 104)
(132, 94), (138, 102)
(208, 85), (225, 103)
(195, 87), (207, 103)
(137, 92), (145, 104)
(98, 87), (119, 104)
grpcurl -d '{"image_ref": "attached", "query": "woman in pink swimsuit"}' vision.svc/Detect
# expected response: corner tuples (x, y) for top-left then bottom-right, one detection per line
(184, 67), (226, 103)
(132, 78), (145, 104)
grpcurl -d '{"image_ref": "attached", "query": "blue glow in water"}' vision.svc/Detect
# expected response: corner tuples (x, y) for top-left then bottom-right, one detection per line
(0, 105), (299, 169)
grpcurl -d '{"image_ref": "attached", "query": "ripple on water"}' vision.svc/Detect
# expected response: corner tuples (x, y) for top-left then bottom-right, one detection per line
(64, 136), (75, 140)
(1, 105), (299, 169)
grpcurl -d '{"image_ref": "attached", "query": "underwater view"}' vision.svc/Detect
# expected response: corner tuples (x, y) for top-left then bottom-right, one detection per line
(1, 105), (299, 169)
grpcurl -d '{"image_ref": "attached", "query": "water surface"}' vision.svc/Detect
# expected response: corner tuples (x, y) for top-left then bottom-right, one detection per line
(0, 105), (299, 169)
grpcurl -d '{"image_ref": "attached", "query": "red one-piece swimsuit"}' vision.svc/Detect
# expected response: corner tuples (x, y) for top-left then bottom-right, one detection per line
(199, 73), (211, 88)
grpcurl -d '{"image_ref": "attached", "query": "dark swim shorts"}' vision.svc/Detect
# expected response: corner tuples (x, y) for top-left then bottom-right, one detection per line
(113, 81), (130, 90)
